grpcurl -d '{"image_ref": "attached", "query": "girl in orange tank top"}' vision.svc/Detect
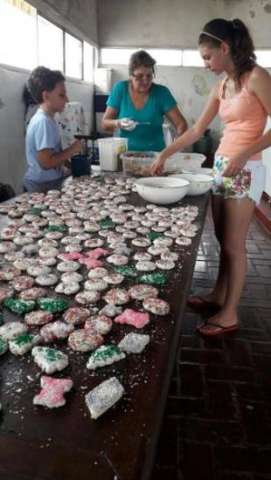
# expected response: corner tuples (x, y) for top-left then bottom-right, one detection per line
(151, 18), (271, 337)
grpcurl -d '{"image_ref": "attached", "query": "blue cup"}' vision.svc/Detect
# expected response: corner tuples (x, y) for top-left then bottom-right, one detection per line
(71, 154), (91, 177)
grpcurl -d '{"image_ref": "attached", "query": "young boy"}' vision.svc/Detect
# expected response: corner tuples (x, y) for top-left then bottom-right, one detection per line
(23, 66), (81, 193)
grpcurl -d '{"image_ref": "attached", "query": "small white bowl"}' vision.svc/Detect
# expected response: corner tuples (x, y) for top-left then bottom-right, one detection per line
(135, 176), (190, 205)
(182, 167), (213, 175)
(173, 173), (213, 196)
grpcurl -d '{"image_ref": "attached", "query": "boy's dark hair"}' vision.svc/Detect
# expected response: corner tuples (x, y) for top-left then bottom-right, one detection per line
(129, 50), (156, 76)
(27, 66), (65, 104)
(198, 18), (256, 81)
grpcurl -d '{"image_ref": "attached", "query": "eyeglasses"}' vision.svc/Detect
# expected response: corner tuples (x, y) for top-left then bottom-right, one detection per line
(131, 73), (153, 82)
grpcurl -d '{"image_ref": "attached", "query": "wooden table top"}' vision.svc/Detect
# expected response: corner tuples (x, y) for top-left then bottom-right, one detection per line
(0, 186), (209, 480)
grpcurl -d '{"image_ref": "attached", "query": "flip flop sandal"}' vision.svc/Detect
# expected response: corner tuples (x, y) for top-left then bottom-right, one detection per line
(187, 295), (220, 310)
(197, 322), (239, 337)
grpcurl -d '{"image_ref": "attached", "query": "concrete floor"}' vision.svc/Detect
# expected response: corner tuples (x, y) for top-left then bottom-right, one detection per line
(152, 211), (271, 480)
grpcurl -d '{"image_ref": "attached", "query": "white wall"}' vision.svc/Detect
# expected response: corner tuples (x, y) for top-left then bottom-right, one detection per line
(98, 0), (271, 48)
(0, 64), (93, 193)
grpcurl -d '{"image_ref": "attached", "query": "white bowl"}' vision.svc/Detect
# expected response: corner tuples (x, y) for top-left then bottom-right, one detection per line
(182, 167), (213, 175)
(173, 173), (213, 196)
(164, 153), (206, 174)
(135, 176), (190, 205)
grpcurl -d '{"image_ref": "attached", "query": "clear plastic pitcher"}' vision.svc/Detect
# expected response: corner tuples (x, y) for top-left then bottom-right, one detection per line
(97, 137), (128, 171)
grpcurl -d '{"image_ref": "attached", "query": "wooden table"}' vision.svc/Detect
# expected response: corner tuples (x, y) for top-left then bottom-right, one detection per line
(0, 189), (209, 480)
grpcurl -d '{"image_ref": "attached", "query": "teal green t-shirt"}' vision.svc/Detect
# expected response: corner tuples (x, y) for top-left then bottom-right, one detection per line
(106, 81), (177, 151)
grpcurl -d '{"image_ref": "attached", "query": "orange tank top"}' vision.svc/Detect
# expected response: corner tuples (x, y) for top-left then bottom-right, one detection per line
(217, 69), (267, 160)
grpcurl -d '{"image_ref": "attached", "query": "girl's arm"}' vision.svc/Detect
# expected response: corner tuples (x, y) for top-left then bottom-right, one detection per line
(150, 83), (220, 175)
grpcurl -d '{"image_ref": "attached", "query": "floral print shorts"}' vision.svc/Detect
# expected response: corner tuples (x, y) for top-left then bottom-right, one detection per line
(212, 155), (266, 205)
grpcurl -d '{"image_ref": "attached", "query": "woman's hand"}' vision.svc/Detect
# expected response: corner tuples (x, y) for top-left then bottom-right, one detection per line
(150, 154), (166, 176)
(119, 118), (136, 131)
(223, 155), (247, 177)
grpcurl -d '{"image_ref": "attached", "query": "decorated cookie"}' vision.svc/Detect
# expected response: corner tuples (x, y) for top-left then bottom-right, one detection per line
(0, 321), (28, 341)
(118, 332), (150, 354)
(55, 282), (80, 295)
(32, 346), (69, 374)
(40, 321), (74, 343)
(33, 375), (73, 408)
(35, 273), (58, 287)
(104, 288), (130, 306)
(85, 376), (124, 419)
(63, 307), (91, 326)
(0, 286), (14, 303)
(19, 287), (47, 301)
(128, 284), (159, 301)
(99, 304), (123, 318)
(9, 333), (40, 355)
(86, 345), (125, 370)
(37, 297), (69, 313)
(75, 290), (101, 305)
(114, 309), (150, 329)
(142, 297), (170, 316)
(4, 298), (36, 314)
(68, 329), (103, 352)
(25, 310), (54, 326)
(85, 315), (112, 335)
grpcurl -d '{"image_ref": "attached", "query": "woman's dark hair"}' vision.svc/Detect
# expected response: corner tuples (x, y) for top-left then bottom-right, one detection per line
(198, 18), (256, 80)
(27, 66), (65, 104)
(128, 50), (156, 76)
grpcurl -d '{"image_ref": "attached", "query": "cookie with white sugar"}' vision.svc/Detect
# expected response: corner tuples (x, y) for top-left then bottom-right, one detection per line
(0, 321), (28, 341)
(32, 346), (69, 374)
(118, 332), (150, 354)
(86, 345), (125, 370)
(85, 377), (124, 419)
(9, 333), (40, 356)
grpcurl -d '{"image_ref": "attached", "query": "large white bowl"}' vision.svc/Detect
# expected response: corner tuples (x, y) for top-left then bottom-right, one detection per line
(164, 152), (206, 174)
(173, 173), (213, 196)
(135, 176), (190, 205)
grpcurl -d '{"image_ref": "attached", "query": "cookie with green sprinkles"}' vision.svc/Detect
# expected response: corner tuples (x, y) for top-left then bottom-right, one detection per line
(139, 272), (167, 286)
(0, 336), (8, 356)
(147, 231), (164, 242)
(99, 217), (115, 229)
(37, 297), (69, 313)
(3, 298), (36, 314)
(9, 333), (40, 356)
(114, 265), (138, 278)
(32, 346), (69, 374)
(45, 225), (67, 233)
(86, 345), (125, 370)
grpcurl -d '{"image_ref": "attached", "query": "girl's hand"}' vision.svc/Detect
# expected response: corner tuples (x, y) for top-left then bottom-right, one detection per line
(222, 156), (247, 177)
(150, 154), (166, 175)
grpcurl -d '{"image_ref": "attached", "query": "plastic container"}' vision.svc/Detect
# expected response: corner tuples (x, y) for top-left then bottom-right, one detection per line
(71, 154), (91, 177)
(120, 151), (158, 176)
(98, 137), (128, 171)
(165, 153), (206, 173)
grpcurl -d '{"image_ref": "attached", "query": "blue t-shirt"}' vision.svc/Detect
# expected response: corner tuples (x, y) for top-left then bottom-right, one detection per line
(24, 109), (64, 184)
(106, 81), (177, 151)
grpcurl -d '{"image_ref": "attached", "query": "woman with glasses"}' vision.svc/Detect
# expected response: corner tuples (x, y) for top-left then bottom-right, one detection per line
(102, 50), (187, 151)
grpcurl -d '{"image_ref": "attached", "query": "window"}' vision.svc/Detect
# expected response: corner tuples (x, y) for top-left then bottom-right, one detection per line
(38, 16), (63, 71)
(182, 50), (204, 67)
(147, 49), (182, 66)
(83, 41), (94, 82)
(100, 48), (137, 65)
(65, 32), (82, 79)
(0, 0), (37, 70)
(256, 50), (271, 68)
